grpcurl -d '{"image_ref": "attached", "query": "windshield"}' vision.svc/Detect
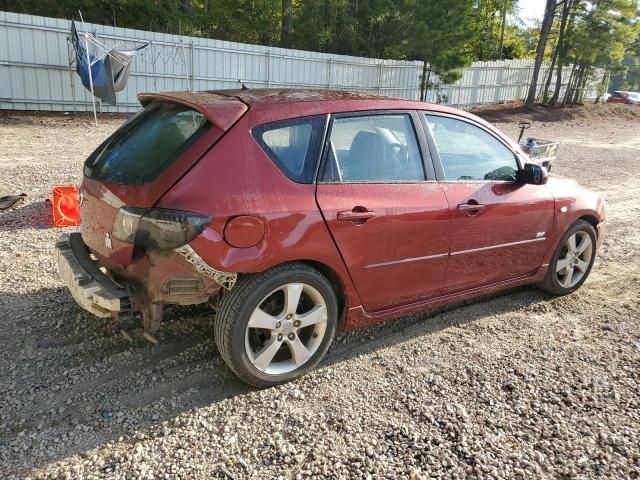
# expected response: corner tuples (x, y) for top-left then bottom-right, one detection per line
(84, 102), (209, 185)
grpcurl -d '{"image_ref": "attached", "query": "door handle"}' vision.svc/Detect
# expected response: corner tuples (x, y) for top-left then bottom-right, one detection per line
(457, 202), (485, 214)
(337, 209), (376, 222)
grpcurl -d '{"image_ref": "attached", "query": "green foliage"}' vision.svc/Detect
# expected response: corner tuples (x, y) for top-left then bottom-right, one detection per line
(500, 24), (532, 59)
(621, 52), (640, 90)
(199, 0), (282, 45)
(465, 0), (518, 61)
(288, 0), (409, 57)
(564, 0), (639, 102)
(4, 0), (486, 81)
(529, 0), (639, 106)
(408, 0), (476, 72)
(4, 0), (638, 91)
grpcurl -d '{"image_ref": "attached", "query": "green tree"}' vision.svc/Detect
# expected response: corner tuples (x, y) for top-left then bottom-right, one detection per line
(524, 0), (556, 109)
(561, 0), (639, 104)
(499, 24), (532, 59)
(288, 0), (407, 57)
(542, 0), (578, 105)
(619, 50), (640, 90)
(16, 0), (628, 102)
(466, 0), (519, 61)
(405, 0), (477, 100)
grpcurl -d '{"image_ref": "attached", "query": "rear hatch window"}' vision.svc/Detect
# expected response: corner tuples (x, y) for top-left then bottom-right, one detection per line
(84, 102), (209, 185)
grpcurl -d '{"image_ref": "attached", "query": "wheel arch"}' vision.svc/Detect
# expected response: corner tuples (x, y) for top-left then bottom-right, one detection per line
(536, 215), (598, 295)
(225, 259), (351, 330)
(577, 214), (600, 235)
(298, 259), (347, 330)
(542, 209), (602, 269)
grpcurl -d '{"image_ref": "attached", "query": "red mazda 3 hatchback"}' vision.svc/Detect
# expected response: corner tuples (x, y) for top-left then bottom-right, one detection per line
(57, 89), (605, 386)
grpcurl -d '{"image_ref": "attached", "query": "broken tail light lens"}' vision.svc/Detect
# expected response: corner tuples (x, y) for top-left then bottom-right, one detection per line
(112, 207), (211, 249)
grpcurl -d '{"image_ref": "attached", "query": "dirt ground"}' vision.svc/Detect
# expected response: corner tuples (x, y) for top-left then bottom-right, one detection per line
(0, 103), (639, 479)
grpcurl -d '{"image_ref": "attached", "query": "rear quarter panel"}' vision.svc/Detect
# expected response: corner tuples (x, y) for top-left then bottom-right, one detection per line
(155, 110), (360, 308)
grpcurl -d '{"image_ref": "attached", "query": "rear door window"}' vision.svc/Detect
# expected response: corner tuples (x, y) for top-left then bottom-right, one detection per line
(84, 102), (209, 185)
(320, 114), (425, 183)
(252, 115), (326, 183)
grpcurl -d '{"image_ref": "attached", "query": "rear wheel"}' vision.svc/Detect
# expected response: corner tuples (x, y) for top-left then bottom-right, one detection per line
(214, 263), (338, 387)
(537, 220), (597, 295)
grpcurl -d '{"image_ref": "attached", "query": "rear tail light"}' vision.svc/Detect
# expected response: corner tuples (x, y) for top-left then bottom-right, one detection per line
(112, 207), (211, 249)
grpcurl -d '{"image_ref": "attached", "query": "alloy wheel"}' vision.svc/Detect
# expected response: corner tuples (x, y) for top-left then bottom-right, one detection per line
(245, 283), (328, 375)
(555, 231), (593, 289)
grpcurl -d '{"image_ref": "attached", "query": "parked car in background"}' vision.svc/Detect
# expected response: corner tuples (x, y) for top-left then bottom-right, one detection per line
(56, 89), (606, 387)
(606, 90), (640, 105)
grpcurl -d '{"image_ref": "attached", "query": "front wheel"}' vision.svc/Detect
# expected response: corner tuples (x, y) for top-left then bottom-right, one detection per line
(537, 219), (597, 295)
(214, 263), (338, 387)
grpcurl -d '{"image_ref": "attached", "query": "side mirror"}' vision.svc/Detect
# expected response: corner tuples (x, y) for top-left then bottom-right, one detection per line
(517, 163), (548, 185)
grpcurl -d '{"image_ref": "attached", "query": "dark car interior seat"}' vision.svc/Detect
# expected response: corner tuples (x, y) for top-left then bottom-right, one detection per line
(343, 131), (387, 181)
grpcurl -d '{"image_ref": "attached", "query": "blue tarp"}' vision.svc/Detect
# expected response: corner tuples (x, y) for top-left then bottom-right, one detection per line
(70, 21), (146, 105)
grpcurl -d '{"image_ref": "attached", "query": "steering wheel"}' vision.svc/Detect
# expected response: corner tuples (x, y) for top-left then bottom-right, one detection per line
(388, 142), (409, 165)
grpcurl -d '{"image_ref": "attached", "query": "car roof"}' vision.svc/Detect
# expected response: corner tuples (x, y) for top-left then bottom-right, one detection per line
(138, 88), (496, 134)
(141, 88), (469, 116)
(222, 88), (407, 105)
(218, 88), (463, 114)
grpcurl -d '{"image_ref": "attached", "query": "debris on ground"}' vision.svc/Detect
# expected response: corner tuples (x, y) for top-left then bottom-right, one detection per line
(0, 105), (638, 479)
(0, 193), (26, 210)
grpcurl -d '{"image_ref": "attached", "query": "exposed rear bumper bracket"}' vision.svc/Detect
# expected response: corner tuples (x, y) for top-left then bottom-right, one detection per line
(175, 244), (237, 290)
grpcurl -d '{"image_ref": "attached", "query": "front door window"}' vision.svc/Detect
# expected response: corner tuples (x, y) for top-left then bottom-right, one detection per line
(424, 115), (519, 182)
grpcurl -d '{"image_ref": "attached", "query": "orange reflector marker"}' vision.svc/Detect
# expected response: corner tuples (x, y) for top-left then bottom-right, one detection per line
(52, 186), (80, 227)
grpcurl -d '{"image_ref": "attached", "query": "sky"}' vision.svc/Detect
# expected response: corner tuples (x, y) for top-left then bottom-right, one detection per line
(516, 0), (546, 25)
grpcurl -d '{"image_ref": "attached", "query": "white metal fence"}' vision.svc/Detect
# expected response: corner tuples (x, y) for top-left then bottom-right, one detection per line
(0, 11), (602, 113)
(432, 59), (602, 107)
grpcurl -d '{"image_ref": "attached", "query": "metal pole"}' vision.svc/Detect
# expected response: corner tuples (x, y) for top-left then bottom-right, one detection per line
(266, 51), (271, 87)
(84, 33), (98, 127)
(424, 65), (432, 102)
(95, 30), (103, 114)
(180, 41), (190, 91)
(327, 58), (332, 89)
(66, 38), (77, 114)
(377, 62), (383, 94)
(504, 65), (511, 103)
(190, 41), (195, 91)
(152, 44), (157, 91)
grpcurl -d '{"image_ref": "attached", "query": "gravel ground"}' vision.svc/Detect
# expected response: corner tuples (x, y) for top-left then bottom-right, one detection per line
(0, 105), (639, 479)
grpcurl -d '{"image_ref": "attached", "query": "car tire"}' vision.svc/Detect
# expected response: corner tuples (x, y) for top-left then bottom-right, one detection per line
(214, 262), (338, 387)
(537, 219), (597, 295)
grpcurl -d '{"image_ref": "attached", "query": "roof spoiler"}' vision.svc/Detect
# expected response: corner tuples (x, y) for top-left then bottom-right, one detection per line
(138, 91), (248, 131)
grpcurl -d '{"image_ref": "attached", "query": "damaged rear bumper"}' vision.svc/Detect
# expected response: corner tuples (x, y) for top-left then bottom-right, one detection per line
(56, 233), (129, 318)
(57, 232), (237, 326)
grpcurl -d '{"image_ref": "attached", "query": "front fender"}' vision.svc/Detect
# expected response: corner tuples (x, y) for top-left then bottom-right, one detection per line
(541, 175), (605, 266)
